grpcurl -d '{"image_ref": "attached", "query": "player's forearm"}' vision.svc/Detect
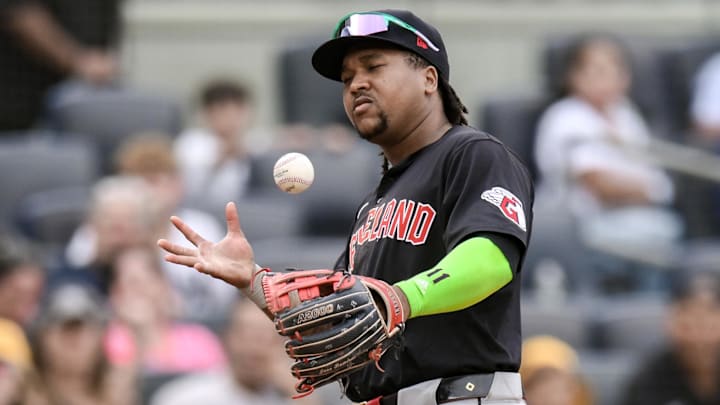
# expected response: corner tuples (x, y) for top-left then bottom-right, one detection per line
(394, 237), (512, 319)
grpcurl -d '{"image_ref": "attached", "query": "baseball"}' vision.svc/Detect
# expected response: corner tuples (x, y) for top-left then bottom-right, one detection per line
(273, 152), (315, 194)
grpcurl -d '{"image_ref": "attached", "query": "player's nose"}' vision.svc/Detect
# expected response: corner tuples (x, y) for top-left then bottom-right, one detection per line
(348, 73), (370, 95)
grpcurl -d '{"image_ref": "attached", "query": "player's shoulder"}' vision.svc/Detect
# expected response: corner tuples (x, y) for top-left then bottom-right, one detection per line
(440, 124), (500, 149)
(438, 125), (534, 184)
(442, 125), (522, 162)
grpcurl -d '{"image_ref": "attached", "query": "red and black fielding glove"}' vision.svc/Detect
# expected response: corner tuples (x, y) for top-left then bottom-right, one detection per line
(243, 268), (405, 397)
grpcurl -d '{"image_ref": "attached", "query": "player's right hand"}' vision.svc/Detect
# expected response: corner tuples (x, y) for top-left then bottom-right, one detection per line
(157, 201), (255, 289)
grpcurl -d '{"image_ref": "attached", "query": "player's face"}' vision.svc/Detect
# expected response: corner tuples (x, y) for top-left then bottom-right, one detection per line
(341, 47), (428, 143)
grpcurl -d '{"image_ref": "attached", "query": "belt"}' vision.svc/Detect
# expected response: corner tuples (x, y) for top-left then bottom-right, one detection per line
(366, 373), (495, 405)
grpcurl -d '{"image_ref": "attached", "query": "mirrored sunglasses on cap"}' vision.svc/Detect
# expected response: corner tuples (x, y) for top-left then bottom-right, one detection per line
(333, 12), (440, 52)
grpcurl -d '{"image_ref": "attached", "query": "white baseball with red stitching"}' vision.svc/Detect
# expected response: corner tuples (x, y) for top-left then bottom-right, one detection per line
(273, 152), (315, 194)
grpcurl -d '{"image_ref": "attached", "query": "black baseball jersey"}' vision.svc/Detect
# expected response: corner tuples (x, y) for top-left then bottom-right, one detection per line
(335, 125), (534, 401)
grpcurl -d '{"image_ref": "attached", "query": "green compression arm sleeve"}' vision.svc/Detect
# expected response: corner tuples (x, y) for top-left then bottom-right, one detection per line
(394, 237), (513, 319)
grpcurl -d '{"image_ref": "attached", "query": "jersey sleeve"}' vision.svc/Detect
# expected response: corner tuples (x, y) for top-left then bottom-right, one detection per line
(442, 139), (533, 250)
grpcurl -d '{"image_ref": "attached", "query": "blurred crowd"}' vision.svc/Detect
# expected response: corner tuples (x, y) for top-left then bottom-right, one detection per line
(1, 1), (720, 405)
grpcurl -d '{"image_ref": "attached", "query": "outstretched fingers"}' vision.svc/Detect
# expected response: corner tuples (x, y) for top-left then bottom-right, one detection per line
(158, 239), (199, 268)
(165, 253), (200, 268)
(157, 239), (196, 257)
(225, 202), (245, 238)
(170, 216), (207, 247)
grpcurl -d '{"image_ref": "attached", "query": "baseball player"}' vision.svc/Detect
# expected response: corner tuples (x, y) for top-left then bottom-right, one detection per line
(159, 9), (533, 405)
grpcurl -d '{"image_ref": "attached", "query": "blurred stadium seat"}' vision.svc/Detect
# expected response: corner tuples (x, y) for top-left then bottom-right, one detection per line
(46, 82), (183, 173)
(224, 194), (303, 242)
(654, 36), (720, 137)
(296, 146), (378, 237)
(578, 349), (640, 405)
(522, 200), (597, 296)
(592, 293), (668, 353)
(521, 296), (592, 349)
(247, 150), (287, 193)
(680, 238), (720, 272)
(278, 38), (347, 126)
(652, 37), (720, 239)
(252, 236), (345, 271)
(0, 134), (99, 245)
(14, 186), (91, 247)
(478, 95), (546, 181)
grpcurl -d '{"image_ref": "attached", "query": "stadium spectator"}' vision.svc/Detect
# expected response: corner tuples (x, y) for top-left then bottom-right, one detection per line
(533, 33), (681, 292)
(0, 318), (33, 405)
(521, 335), (593, 405)
(0, 0), (121, 132)
(150, 296), (338, 405)
(621, 270), (720, 405)
(688, 52), (720, 237)
(60, 176), (160, 294)
(24, 283), (136, 405)
(114, 132), (235, 320)
(691, 52), (720, 141)
(174, 79), (259, 211)
(0, 234), (44, 328)
(104, 246), (225, 375)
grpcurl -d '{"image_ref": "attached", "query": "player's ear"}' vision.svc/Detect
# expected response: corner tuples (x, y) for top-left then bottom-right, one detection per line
(423, 65), (439, 95)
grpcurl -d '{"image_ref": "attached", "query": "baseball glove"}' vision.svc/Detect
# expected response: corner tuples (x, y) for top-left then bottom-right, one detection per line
(242, 268), (406, 397)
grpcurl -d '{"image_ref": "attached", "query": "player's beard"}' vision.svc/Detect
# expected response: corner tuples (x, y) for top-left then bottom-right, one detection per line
(356, 110), (388, 141)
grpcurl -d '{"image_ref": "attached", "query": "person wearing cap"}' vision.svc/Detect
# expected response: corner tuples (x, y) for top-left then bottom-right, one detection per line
(520, 335), (593, 405)
(159, 9), (534, 405)
(621, 271), (720, 405)
(24, 283), (137, 405)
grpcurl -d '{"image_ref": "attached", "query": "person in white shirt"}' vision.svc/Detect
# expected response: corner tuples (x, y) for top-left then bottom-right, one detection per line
(691, 52), (720, 141)
(174, 79), (257, 213)
(688, 52), (720, 238)
(534, 34), (682, 291)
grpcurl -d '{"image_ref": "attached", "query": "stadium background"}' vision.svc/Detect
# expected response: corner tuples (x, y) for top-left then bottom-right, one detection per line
(2, 1), (720, 404)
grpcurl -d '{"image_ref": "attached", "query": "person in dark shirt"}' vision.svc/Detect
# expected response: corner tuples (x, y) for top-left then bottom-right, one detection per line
(621, 270), (720, 405)
(0, 0), (121, 131)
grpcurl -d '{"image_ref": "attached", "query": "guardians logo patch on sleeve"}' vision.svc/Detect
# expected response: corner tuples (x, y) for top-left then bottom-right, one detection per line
(481, 186), (527, 232)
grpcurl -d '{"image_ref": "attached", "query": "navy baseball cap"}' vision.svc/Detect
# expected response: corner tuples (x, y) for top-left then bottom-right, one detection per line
(312, 10), (450, 82)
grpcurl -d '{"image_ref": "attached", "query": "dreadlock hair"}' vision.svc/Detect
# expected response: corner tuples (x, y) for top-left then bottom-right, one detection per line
(404, 52), (468, 125)
(381, 153), (390, 174)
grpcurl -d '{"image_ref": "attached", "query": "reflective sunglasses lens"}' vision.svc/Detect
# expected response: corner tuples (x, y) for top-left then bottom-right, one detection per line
(339, 14), (389, 37)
